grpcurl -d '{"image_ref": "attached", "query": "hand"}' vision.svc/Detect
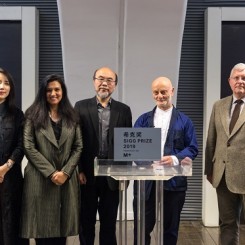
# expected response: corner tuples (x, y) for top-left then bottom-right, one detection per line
(51, 171), (68, 185)
(181, 157), (192, 166)
(0, 175), (4, 183)
(79, 172), (87, 185)
(159, 156), (173, 166)
(0, 164), (9, 184)
(206, 174), (213, 184)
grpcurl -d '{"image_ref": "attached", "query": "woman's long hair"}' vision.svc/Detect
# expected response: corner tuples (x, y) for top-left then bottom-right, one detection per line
(0, 67), (16, 115)
(25, 74), (79, 130)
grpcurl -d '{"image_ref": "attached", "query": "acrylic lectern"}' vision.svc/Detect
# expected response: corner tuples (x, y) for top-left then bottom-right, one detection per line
(94, 158), (192, 245)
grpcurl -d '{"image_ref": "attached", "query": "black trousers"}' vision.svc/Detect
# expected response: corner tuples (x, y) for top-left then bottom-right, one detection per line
(0, 178), (28, 245)
(133, 181), (186, 245)
(79, 176), (119, 245)
(35, 237), (66, 245)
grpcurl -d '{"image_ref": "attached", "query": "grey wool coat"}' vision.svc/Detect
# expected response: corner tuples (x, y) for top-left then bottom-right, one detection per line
(20, 118), (83, 238)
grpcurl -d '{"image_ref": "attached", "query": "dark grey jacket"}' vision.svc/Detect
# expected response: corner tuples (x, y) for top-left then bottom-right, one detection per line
(20, 118), (83, 238)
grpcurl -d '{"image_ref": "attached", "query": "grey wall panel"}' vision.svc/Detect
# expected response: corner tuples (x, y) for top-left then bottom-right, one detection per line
(0, 0), (63, 83)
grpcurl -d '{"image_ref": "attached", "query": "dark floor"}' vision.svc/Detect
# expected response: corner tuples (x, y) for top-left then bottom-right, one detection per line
(29, 221), (245, 245)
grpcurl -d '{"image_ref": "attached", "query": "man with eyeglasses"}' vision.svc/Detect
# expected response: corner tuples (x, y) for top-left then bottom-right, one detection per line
(75, 67), (132, 245)
(205, 63), (245, 245)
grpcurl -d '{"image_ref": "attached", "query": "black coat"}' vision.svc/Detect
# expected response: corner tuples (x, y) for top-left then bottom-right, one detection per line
(75, 96), (132, 190)
(0, 107), (24, 245)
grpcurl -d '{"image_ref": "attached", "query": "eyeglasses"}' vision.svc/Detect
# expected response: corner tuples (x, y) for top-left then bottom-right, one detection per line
(230, 76), (245, 82)
(94, 77), (116, 85)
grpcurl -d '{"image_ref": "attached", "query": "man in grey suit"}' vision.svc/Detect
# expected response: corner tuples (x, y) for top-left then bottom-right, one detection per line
(75, 67), (132, 245)
(205, 63), (245, 245)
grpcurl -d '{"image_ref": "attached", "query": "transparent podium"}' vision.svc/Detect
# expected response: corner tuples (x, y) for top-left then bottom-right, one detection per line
(94, 158), (192, 245)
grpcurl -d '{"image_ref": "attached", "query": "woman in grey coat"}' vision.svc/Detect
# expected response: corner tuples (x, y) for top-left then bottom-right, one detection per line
(20, 74), (83, 245)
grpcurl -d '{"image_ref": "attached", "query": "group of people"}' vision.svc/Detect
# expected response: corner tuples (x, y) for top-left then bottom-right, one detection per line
(0, 63), (244, 245)
(0, 70), (82, 245)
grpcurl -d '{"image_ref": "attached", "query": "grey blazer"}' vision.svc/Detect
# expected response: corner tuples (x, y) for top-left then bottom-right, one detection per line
(205, 95), (245, 194)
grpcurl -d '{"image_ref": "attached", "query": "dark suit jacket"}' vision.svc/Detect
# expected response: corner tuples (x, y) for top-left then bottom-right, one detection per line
(75, 96), (132, 190)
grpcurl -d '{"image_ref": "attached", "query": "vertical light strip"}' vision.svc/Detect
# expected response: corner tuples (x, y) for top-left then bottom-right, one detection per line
(118, 0), (126, 102)
(0, 6), (38, 111)
(22, 7), (39, 111)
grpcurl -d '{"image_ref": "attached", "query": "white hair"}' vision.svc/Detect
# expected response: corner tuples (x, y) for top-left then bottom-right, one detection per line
(230, 63), (245, 77)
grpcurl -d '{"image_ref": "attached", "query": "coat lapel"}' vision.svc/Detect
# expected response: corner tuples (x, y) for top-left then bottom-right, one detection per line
(230, 100), (245, 137)
(89, 97), (100, 141)
(59, 125), (69, 147)
(220, 96), (232, 137)
(109, 99), (120, 134)
(40, 120), (59, 148)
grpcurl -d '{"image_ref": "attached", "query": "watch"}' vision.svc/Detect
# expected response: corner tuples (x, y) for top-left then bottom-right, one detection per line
(6, 161), (14, 169)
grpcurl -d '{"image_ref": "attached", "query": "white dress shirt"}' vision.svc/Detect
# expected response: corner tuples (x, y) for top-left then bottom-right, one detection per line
(230, 96), (245, 120)
(154, 106), (179, 165)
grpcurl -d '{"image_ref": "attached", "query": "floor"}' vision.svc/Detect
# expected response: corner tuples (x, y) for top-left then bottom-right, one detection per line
(29, 221), (245, 245)
(30, 221), (245, 245)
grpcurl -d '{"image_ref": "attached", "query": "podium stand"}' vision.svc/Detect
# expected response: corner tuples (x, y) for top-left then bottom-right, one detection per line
(94, 158), (192, 245)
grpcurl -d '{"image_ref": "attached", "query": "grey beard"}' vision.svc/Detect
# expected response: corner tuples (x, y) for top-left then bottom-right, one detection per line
(97, 91), (110, 99)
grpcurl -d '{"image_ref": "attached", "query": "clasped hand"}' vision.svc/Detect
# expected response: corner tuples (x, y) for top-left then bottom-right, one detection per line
(51, 171), (68, 185)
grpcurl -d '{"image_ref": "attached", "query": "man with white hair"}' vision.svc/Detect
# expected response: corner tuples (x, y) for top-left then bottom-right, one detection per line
(205, 63), (245, 244)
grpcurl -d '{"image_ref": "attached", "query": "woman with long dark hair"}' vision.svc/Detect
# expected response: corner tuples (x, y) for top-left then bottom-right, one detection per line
(20, 74), (83, 245)
(0, 68), (27, 245)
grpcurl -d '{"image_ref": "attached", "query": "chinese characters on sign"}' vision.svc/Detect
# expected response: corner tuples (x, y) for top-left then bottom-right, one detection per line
(114, 128), (161, 161)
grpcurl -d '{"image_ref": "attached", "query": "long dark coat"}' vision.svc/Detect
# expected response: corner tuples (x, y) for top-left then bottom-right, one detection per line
(20, 118), (83, 238)
(0, 107), (24, 245)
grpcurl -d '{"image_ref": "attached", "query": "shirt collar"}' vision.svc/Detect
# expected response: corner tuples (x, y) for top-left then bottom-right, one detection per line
(155, 105), (173, 115)
(96, 98), (111, 107)
(232, 95), (245, 104)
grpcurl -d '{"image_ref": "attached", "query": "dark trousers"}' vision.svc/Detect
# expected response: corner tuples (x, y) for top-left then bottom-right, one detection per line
(0, 183), (29, 245)
(216, 174), (245, 245)
(35, 237), (66, 245)
(79, 177), (119, 245)
(0, 237), (29, 245)
(133, 181), (186, 245)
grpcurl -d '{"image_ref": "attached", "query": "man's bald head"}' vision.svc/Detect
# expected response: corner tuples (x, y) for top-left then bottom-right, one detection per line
(151, 76), (174, 110)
